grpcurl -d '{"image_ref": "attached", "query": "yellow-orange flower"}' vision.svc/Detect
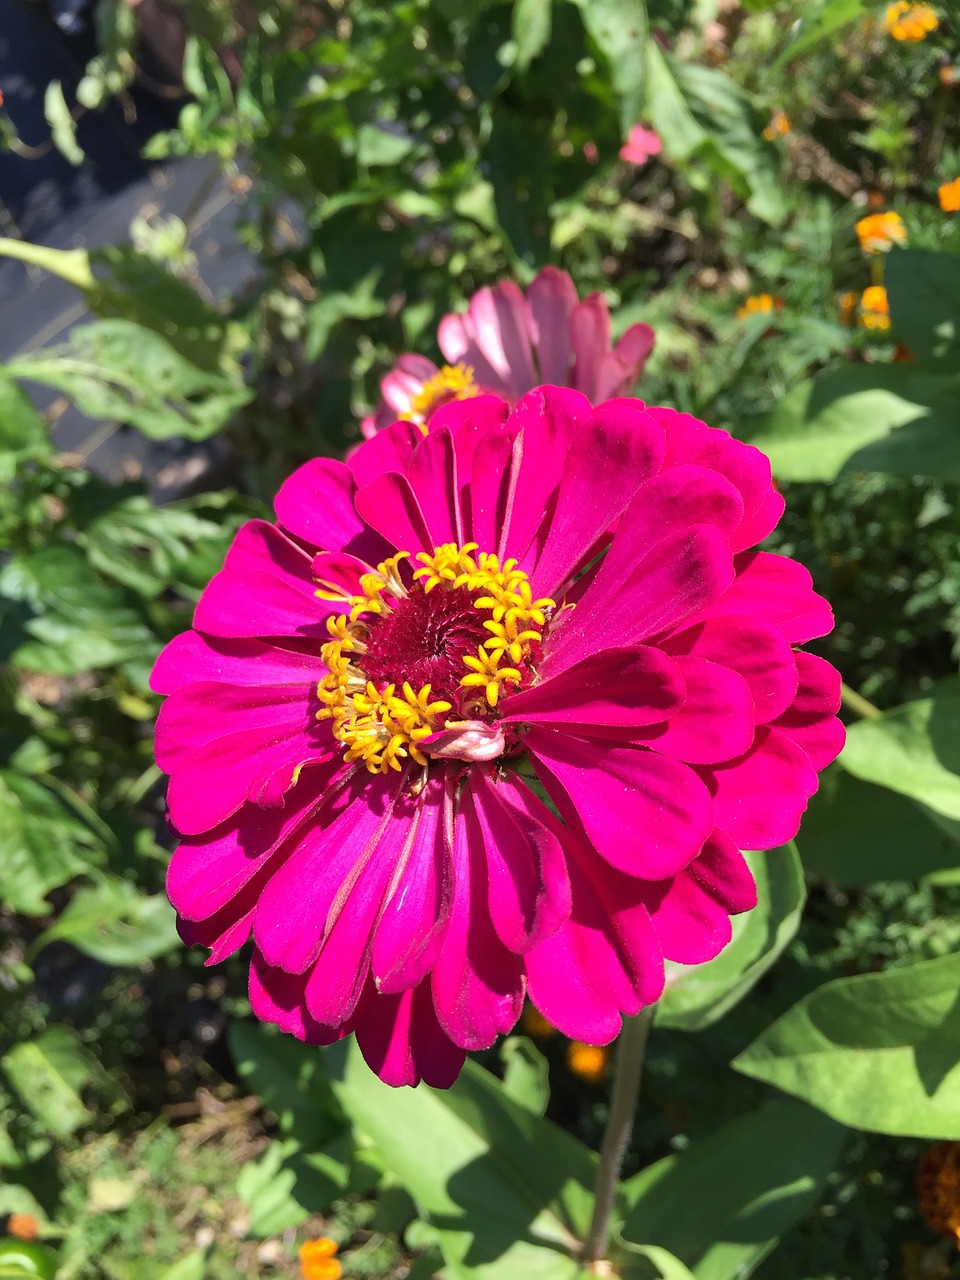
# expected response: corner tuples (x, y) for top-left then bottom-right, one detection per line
(859, 285), (891, 330)
(855, 211), (907, 253)
(736, 293), (784, 319)
(762, 110), (791, 141)
(521, 1006), (557, 1040)
(7, 1214), (39, 1241)
(939, 177), (960, 212)
(918, 1142), (960, 1243)
(839, 291), (858, 326)
(299, 1237), (342, 1280)
(882, 2), (938, 41)
(567, 1042), (609, 1083)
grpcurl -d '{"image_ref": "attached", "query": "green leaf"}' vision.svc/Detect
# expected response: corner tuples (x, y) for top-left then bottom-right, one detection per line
(325, 1040), (595, 1278)
(512, 0), (553, 71)
(500, 1036), (550, 1116)
(771, 0), (869, 70)
(840, 684), (960, 823)
(5, 319), (251, 441)
(236, 1138), (346, 1236)
(229, 1022), (344, 1148)
(1, 1027), (98, 1139)
(0, 770), (104, 915)
(616, 1242), (697, 1280)
(0, 379), (48, 456)
(655, 845), (805, 1031)
(886, 249), (960, 369)
(0, 1241), (58, 1280)
(571, 0), (647, 132)
(743, 366), (960, 482)
(799, 765), (960, 886)
(155, 1251), (208, 1280)
(0, 238), (95, 290)
(733, 953), (960, 1137)
(31, 877), (179, 966)
(43, 81), (83, 166)
(620, 1100), (846, 1280)
(356, 124), (416, 167)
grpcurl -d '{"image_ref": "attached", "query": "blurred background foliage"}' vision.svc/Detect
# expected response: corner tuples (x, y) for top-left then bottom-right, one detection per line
(3, 0), (960, 1277)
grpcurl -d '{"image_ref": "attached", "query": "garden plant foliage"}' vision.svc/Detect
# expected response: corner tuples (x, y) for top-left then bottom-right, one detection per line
(2, 1), (960, 1277)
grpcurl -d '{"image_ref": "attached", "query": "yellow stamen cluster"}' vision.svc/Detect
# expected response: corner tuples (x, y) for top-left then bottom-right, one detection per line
(316, 542), (553, 774)
(407, 363), (478, 428)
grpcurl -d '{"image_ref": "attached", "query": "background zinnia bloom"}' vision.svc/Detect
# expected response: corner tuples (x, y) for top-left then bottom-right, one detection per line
(882, 2), (938, 41)
(361, 266), (655, 436)
(619, 123), (663, 166)
(939, 177), (960, 212)
(152, 387), (843, 1088)
(855, 211), (907, 253)
(858, 285), (892, 329)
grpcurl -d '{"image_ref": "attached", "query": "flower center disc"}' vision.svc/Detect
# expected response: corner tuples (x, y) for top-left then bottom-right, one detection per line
(361, 587), (489, 700)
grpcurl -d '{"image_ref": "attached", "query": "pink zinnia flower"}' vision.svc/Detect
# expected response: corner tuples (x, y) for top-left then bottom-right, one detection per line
(619, 124), (662, 167)
(361, 266), (655, 436)
(152, 388), (844, 1089)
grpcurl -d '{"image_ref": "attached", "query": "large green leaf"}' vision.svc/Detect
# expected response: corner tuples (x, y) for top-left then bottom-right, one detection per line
(31, 877), (179, 966)
(743, 366), (960, 482)
(620, 1101), (846, 1280)
(840, 684), (960, 823)
(325, 1040), (595, 1279)
(0, 379), (49, 457)
(512, 0), (553, 71)
(236, 1137), (347, 1236)
(655, 845), (805, 1031)
(571, 0), (647, 132)
(733, 953), (960, 1138)
(886, 249), (960, 369)
(5, 319), (250, 441)
(1, 1027), (110, 1140)
(0, 770), (104, 915)
(229, 1022), (344, 1148)
(770, 0), (869, 69)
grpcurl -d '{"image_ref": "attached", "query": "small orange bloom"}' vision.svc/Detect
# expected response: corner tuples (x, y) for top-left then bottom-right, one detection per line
(567, 1042), (609, 1083)
(918, 1142), (960, 1244)
(521, 1006), (557, 1040)
(839, 291), (858, 326)
(939, 177), (960, 212)
(762, 110), (791, 141)
(7, 1214), (39, 1241)
(855, 211), (907, 253)
(859, 285), (891, 330)
(940, 65), (958, 87)
(299, 1237), (342, 1280)
(882, 2), (938, 41)
(736, 293), (784, 319)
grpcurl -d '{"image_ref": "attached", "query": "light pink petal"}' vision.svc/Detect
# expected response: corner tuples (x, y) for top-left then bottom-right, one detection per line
(630, 655), (755, 764)
(355, 982), (466, 1089)
(543, 524), (735, 677)
(274, 458), (384, 559)
(372, 773), (455, 993)
(464, 767), (571, 953)
(407, 424), (464, 546)
(354, 470), (435, 556)
(525, 729), (713, 880)
(526, 265), (577, 384)
(500, 646), (685, 732)
(704, 725), (820, 850)
(193, 520), (329, 640)
(437, 311), (505, 389)
(430, 799), (524, 1049)
(611, 323), (656, 381)
(349, 419), (423, 487)
(380, 353), (439, 415)
(253, 771), (405, 973)
(526, 399), (666, 598)
(569, 295), (612, 401)
(151, 632), (324, 696)
(772, 651), (845, 771)
(524, 838), (663, 1043)
(649, 830), (756, 964)
(704, 551), (835, 644)
(663, 615), (799, 725)
(465, 281), (539, 393)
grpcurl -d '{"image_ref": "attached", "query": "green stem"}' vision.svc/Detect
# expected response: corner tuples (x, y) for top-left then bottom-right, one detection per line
(841, 681), (882, 720)
(581, 1006), (654, 1265)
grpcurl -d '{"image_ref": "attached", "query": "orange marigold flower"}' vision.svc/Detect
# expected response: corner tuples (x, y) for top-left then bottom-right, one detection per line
(882, 2), (938, 41)
(736, 293), (784, 319)
(299, 1237), (342, 1280)
(939, 177), (960, 212)
(567, 1041), (609, 1083)
(7, 1214), (39, 1241)
(859, 285), (891, 330)
(918, 1142), (960, 1244)
(521, 1006), (557, 1040)
(762, 110), (791, 141)
(855, 211), (907, 253)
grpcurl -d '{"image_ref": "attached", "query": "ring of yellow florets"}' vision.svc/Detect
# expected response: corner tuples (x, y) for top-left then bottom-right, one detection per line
(316, 543), (554, 774)
(407, 364), (478, 430)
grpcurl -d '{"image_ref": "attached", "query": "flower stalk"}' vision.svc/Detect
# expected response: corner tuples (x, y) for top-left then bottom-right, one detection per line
(581, 1005), (655, 1266)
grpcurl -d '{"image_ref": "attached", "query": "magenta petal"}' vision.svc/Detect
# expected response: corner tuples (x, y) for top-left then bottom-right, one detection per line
(501, 646), (685, 731)
(355, 983), (467, 1089)
(705, 551), (834, 644)
(274, 457), (363, 552)
(525, 728), (713, 879)
(772, 651), (845, 770)
(467, 428), (516, 552)
(407, 424), (464, 546)
(464, 768), (571, 953)
(178, 901), (254, 963)
(151, 632), (324, 696)
(249, 952), (348, 1045)
(630, 656), (755, 764)
(349, 419), (423, 487)
(354, 470), (434, 557)
(526, 400), (666, 598)
(193, 520), (329, 640)
(649, 830), (756, 964)
(526, 265), (577, 384)
(663, 615), (799, 725)
(311, 550), (373, 601)
(705, 725), (819, 850)
(430, 802), (524, 1049)
(372, 773), (455, 994)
